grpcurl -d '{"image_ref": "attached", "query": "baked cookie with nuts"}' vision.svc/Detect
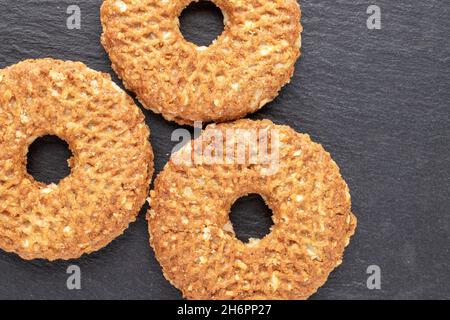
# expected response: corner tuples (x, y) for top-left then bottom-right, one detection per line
(101, 0), (302, 125)
(148, 119), (356, 299)
(0, 59), (154, 260)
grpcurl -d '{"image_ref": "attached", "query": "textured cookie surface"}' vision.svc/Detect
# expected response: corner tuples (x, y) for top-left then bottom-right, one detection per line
(0, 59), (154, 260)
(148, 119), (356, 299)
(101, 0), (302, 125)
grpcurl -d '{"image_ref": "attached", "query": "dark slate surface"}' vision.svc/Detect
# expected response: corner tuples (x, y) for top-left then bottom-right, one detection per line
(0, 0), (449, 300)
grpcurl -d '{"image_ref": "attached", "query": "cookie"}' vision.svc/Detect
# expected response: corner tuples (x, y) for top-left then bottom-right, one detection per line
(100, 0), (302, 125)
(0, 59), (154, 261)
(148, 119), (356, 299)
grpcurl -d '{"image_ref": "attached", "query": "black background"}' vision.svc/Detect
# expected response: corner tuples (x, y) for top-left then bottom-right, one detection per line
(0, 0), (449, 300)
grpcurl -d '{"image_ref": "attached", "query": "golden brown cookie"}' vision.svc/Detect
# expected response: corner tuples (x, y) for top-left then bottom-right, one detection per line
(100, 0), (302, 125)
(0, 59), (154, 261)
(148, 119), (356, 299)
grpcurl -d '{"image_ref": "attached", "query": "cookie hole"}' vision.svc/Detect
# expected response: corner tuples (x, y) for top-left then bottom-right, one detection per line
(179, 1), (225, 47)
(27, 135), (73, 185)
(229, 194), (274, 243)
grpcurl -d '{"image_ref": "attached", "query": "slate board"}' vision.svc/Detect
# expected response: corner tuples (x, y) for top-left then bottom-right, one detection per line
(0, 0), (449, 300)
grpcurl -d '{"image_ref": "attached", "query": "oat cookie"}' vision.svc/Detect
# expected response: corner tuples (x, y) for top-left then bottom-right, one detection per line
(148, 119), (356, 299)
(0, 59), (154, 260)
(101, 0), (302, 125)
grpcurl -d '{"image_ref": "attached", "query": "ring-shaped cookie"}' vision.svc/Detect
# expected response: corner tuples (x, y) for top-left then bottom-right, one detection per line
(0, 59), (154, 260)
(101, 0), (302, 125)
(148, 119), (356, 299)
